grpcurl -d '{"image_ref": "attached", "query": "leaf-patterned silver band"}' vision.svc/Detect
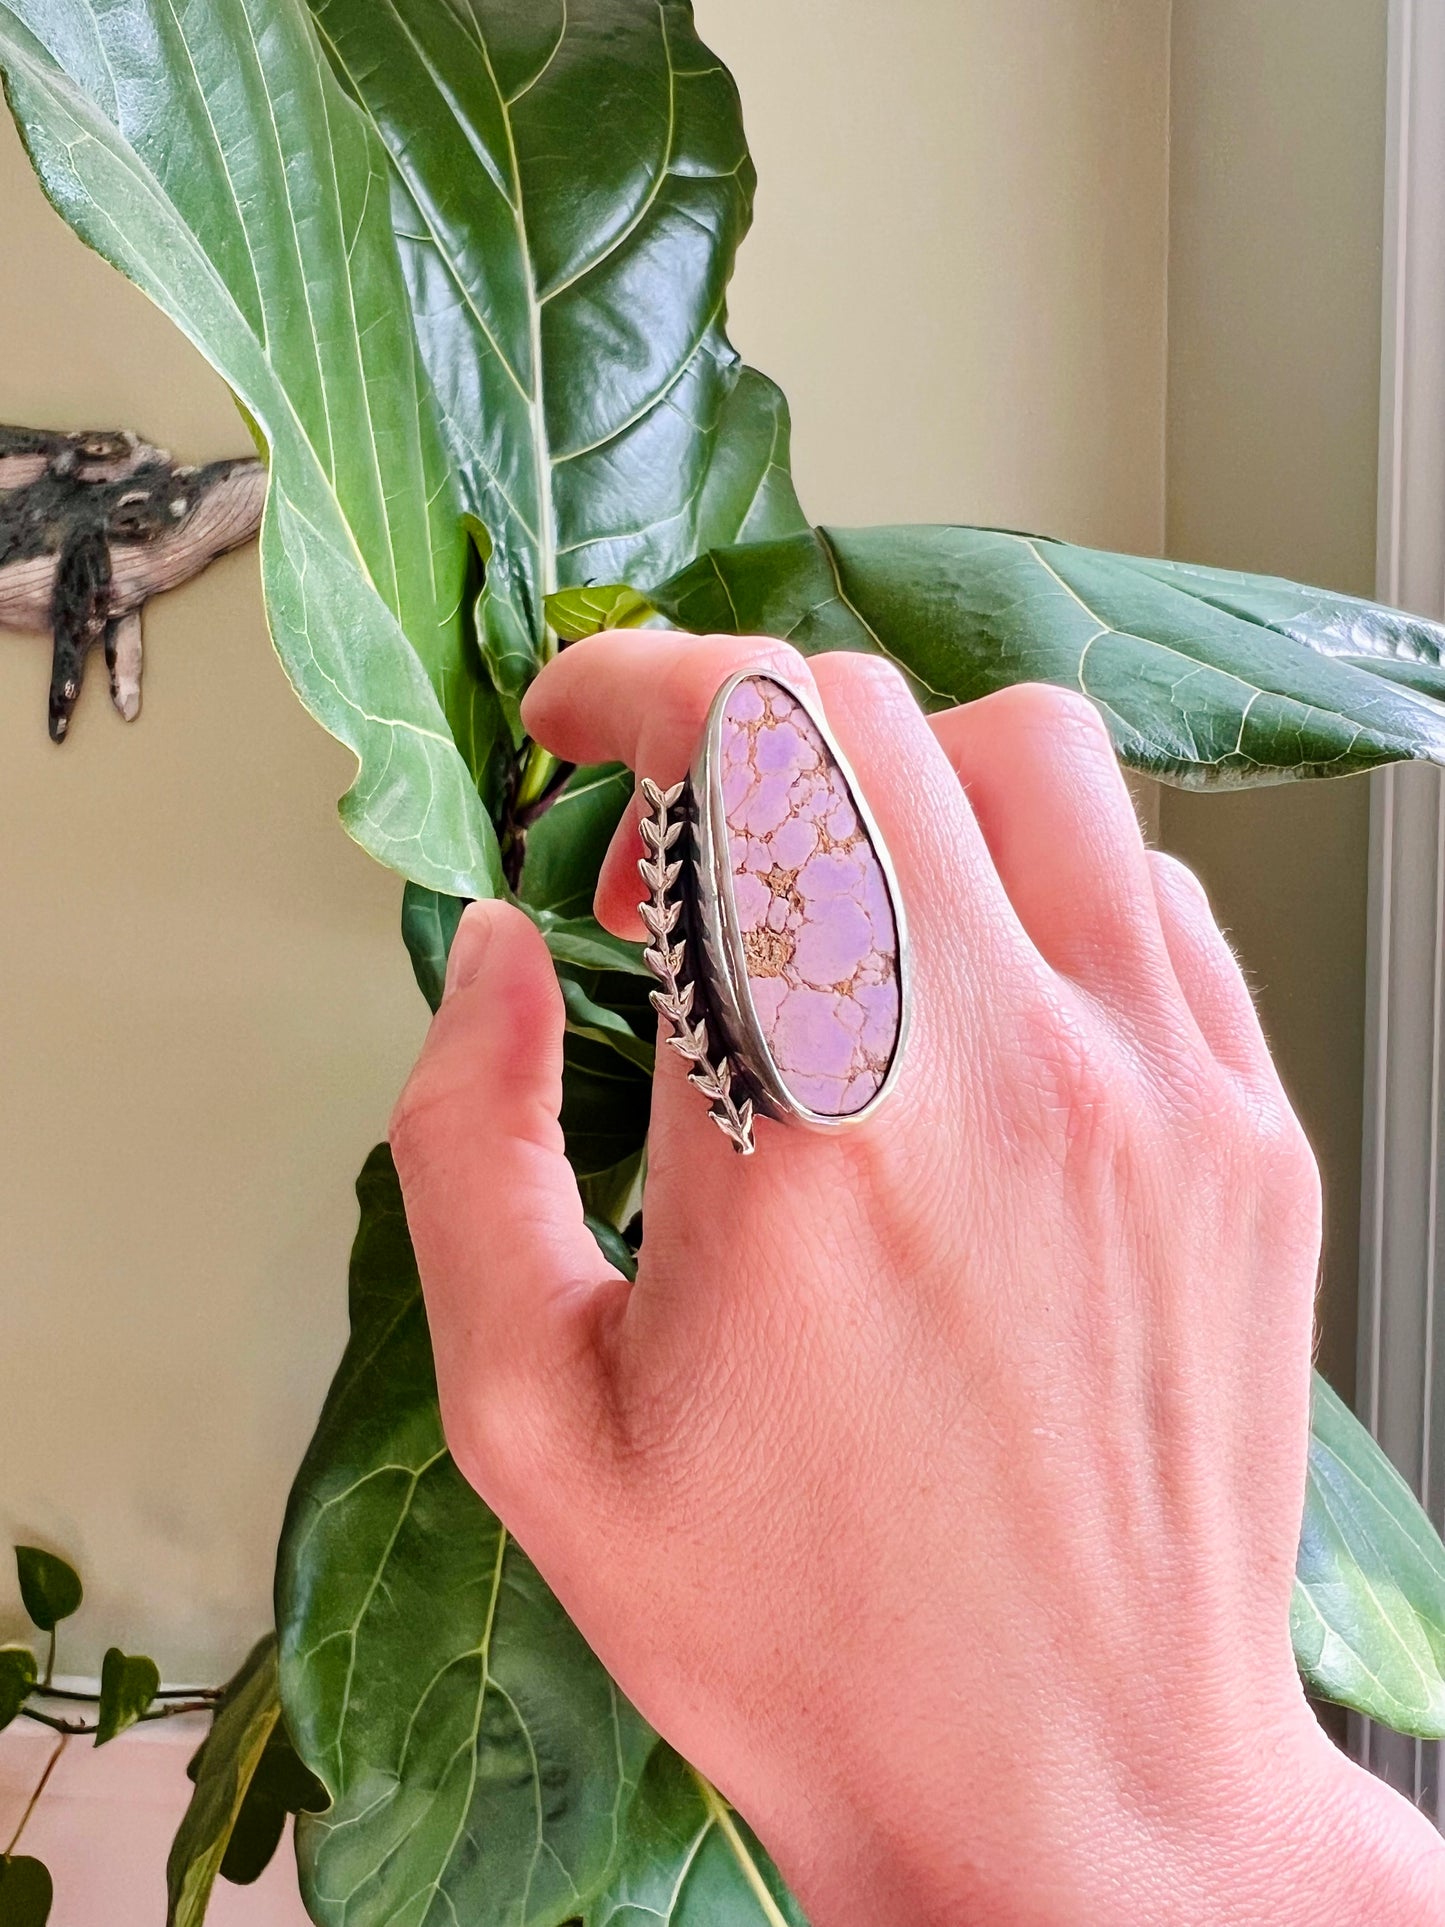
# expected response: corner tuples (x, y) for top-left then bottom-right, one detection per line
(638, 777), (757, 1156)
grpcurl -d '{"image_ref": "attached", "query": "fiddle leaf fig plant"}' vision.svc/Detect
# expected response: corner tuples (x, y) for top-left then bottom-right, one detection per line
(4, 0), (1445, 1921)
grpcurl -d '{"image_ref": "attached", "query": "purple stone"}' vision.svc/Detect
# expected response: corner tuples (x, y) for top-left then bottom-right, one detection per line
(718, 677), (901, 1116)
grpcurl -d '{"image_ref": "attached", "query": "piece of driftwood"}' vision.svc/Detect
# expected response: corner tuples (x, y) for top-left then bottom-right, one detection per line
(0, 424), (266, 740)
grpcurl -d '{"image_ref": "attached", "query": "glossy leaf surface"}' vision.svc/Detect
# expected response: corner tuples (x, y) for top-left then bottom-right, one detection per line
(277, 1146), (655, 1927)
(651, 527), (1445, 783)
(168, 1638), (284, 1927)
(14, 1548), (80, 1633)
(0, 0), (500, 896)
(521, 765), (634, 921)
(400, 883), (469, 1013)
(308, 0), (806, 690)
(1295, 1374), (1445, 1738)
(585, 1750), (805, 1927)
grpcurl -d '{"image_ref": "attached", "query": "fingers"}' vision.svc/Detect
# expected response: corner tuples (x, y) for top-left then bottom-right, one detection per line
(524, 636), (1023, 985)
(928, 684), (1178, 1011)
(524, 632), (820, 939)
(804, 650), (1025, 944)
(389, 900), (628, 1500)
(1147, 852), (1274, 1079)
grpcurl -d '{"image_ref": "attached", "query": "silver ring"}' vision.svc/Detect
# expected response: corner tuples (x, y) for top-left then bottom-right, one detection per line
(639, 670), (911, 1154)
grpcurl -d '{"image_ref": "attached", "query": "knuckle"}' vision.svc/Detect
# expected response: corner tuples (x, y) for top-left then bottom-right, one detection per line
(818, 648), (911, 698)
(387, 1068), (452, 1176)
(1149, 849), (1212, 914)
(989, 680), (1111, 743)
(998, 992), (1129, 1165)
(656, 636), (810, 737)
(1250, 1092), (1320, 1204)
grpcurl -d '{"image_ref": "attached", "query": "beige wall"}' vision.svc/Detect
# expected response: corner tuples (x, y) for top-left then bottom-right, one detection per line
(0, 112), (428, 1679)
(1161, 0), (1388, 1397)
(15, 0), (1384, 1687)
(709, 0), (1170, 554)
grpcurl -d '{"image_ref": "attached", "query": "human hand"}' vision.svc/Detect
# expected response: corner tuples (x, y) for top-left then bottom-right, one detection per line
(391, 635), (1445, 1926)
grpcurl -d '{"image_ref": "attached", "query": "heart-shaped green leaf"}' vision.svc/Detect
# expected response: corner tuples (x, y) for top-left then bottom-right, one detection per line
(14, 1548), (80, 1634)
(277, 1146), (657, 1927)
(1294, 1373), (1445, 1738)
(0, 1646), (37, 1732)
(95, 1647), (159, 1746)
(168, 1638), (287, 1927)
(650, 526), (1445, 784)
(0, 1856), (53, 1927)
(0, 0), (501, 896)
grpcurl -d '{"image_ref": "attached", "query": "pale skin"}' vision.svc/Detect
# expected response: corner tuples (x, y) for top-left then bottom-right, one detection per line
(391, 634), (1445, 1926)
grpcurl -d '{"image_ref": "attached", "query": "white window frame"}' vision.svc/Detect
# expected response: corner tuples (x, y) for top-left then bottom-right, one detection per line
(1355, 0), (1445, 1810)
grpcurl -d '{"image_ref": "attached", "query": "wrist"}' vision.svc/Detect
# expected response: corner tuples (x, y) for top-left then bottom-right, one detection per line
(758, 1715), (1445, 1927)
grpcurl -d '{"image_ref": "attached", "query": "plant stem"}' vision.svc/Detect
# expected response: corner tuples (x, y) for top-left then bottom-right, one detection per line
(42, 1629), (54, 1692)
(37, 1684), (220, 1705)
(6, 1735), (66, 1856)
(20, 1708), (90, 1735)
(21, 1698), (214, 1738)
(513, 739), (557, 811)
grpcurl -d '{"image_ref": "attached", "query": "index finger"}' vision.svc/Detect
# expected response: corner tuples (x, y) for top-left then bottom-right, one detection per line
(522, 630), (1037, 1031)
(521, 630), (816, 778)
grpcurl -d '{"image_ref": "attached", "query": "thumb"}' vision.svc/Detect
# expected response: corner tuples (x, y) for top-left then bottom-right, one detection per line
(389, 898), (627, 1507)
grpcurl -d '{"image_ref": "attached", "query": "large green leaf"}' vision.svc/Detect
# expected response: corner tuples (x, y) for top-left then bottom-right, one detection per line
(650, 527), (1445, 784)
(307, 0), (806, 703)
(167, 1639), (285, 1927)
(276, 1146), (656, 1927)
(521, 766), (634, 922)
(1294, 1374), (1445, 1738)
(585, 1749), (805, 1927)
(400, 883), (469, 1014)
(0, 0), (500, 895)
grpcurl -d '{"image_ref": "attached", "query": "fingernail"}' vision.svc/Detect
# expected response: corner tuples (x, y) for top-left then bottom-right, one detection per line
(441, 904), (491, 1002)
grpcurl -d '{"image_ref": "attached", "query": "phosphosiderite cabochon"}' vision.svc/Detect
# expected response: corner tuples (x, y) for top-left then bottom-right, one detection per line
(688, 671), (910, 1128)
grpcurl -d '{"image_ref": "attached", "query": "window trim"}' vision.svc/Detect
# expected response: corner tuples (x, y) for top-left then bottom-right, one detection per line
(1354, 0), (1445, 1809)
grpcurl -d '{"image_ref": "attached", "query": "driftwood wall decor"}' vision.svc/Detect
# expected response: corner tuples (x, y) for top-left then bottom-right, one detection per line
(0, 424), (266, 739)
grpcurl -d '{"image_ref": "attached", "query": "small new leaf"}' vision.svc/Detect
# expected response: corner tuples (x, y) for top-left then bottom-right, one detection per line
(14, 1549), (81, 1634)
(0, 1646), (37, 1732)
(544, 584), (657, 643)
(0, 1855), (53, 1926)
(95, 1647), (159, 1745)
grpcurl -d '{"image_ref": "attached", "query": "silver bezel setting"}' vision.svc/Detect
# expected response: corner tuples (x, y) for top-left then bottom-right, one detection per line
(650, 668), (911, 1143)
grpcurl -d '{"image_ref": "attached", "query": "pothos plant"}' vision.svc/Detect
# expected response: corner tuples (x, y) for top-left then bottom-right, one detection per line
(3, 2), (1445, 1923)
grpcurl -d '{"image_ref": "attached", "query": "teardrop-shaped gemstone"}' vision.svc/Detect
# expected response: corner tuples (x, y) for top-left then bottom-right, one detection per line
(717, 675), (902, 1116)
